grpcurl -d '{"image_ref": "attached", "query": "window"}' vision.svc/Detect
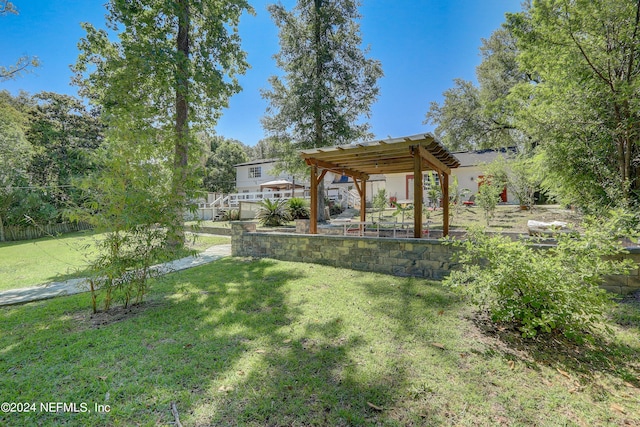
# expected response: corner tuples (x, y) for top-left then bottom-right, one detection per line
(249, 166), (262, 178)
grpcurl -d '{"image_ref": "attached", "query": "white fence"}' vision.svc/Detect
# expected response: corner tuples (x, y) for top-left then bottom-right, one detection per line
(192, 187), (353, 221)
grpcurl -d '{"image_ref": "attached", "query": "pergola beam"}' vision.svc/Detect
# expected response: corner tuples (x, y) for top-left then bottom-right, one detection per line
(305, 158), (369, 181)
(418, 145), (451, 175)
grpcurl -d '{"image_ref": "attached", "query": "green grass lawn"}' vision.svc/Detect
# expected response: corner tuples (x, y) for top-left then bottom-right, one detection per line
(1, 258), (638, 426)
(0, 232), (230, 291)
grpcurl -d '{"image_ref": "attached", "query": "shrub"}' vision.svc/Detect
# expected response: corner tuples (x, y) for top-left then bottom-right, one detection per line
(329, 203), (343, 216)
(88, 226), (167, 312)
(372, 189), (388, 221)
(443, 213), (635, 340)
(222, 208), (239, 221)
(287, 197), (310, 219)
(257, 199), (291, 227)
(475, 180), (503, 226)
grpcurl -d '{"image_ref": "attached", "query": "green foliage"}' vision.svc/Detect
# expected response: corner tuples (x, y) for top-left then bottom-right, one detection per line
(425, 171), (442, 208)
(257, 199), (291, 227)
(0, 94), (33, 240)
(444, 212), (636, 339)
(245, 136), (282, 161)
(329, 203), (343, 217)
(222, 208), (240, 221)
(202, 135), (248, 193)
(425, 27), (529, 151)
(262, 0), (383, 219)
(488, 153), (543, 209)
(287, 197), (310, 220)
(27, 92), (104, 211)
(392, 203), (413, 224)
(506, 0), (640, 208)
(475, 178), (503, 226)
(73, 0), (253, 247)
(448, 175), (471, 225)
(372, 188), (387, 220)
(67, 137), (181, 312)
(87, 227), (167, 313)
(0, 91), (104, 238)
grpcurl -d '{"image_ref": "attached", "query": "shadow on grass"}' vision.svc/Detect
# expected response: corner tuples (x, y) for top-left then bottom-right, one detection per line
(1, 257), (304, 425)
(0, 258), (426, 426)
(186, 262), (422, 425)
(468, 311), (640, 387)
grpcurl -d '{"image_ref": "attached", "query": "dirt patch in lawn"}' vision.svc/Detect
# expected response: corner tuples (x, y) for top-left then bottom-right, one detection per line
(86, 300), (166, 328)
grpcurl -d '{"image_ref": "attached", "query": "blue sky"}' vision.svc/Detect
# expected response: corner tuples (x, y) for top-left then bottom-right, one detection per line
(1, 0), (520, 145)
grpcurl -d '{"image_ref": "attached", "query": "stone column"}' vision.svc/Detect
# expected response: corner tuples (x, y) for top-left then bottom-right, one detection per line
(231, 221), (256, 256)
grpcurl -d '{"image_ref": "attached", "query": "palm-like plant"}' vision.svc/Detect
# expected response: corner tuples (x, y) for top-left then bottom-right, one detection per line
(257, 199), (292, 226)
(287, 197), (310, 219)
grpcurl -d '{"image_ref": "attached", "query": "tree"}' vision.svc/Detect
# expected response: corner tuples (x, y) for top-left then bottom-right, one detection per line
(246, 136), (282, 160)
(426, 27), (529, 151)
(71, 137), (176, 313)
(487, 153), (544, 210)
(0, 1), (39, 81)
(507, 0), (640, 209)
(202, 136), (248, 193)
(73, 0), (253, 248)
(0, 93), (33, 241)
(372, 188), (388, 221)
(476, 174), (506, 226)
(262, 0), (383, 221)
(26, 92), (104, 212)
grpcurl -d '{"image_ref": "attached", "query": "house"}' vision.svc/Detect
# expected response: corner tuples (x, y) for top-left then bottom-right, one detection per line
(234, 158), (292, 193)
(384, 147), (516, 205)
(231, 147), (515, 208)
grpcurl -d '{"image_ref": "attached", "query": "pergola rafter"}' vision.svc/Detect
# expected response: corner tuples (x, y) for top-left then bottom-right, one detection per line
(300, 133), (460, 237)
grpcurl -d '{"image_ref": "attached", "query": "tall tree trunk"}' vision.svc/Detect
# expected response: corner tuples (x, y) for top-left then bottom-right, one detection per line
(313, 0), (326, 222)
(169, 0), (190, 249)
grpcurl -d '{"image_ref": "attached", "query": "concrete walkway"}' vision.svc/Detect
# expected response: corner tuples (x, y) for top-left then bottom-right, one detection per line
(0, 244), (231, 307)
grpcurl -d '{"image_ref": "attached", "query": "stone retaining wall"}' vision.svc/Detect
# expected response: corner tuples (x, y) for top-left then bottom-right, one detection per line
(231, 222), (640, 295)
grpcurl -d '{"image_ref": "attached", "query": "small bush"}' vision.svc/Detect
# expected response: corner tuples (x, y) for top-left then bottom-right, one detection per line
(87, 226), (171, 313)
(443, 213), (635, 340)
(329, 203), (343, 216)
(257, 199), (291, 227)
(287, 197), (310, 219)
(222, 209), (239, 221)
(475, 181), (503, 225)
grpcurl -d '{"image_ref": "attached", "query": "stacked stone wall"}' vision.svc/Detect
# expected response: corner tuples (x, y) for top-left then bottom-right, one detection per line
(231, 222), (640, 295)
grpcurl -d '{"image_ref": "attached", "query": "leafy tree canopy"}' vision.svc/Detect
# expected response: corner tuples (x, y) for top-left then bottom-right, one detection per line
(201, 135), (248, 193)
(506, 0), (640, 209)
(262, 0), (383, 175)
(26, 92), (104, 208)
(73, 0), (254, 246)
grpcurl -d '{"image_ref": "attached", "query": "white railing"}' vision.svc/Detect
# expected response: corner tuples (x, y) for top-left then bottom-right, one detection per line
(227, 190), (301, 207)
(348, 189), (360, 209)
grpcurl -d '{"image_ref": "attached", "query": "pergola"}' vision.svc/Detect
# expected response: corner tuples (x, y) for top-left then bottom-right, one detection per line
(299, 133), (460, 238)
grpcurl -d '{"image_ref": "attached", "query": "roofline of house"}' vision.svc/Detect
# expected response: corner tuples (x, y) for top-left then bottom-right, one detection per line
(234, 158), (280, 167)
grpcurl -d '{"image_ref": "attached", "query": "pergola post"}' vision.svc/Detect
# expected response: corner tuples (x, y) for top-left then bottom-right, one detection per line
(352, 177), (367, 228)
(442, 172), (449, 237)
(310, 164), (318, 234)
(360, 179), (367, 223)
(413, 147), (423, 238)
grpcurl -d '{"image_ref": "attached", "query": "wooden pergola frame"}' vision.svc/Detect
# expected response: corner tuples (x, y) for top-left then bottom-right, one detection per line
(300, 133), (460, 238)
